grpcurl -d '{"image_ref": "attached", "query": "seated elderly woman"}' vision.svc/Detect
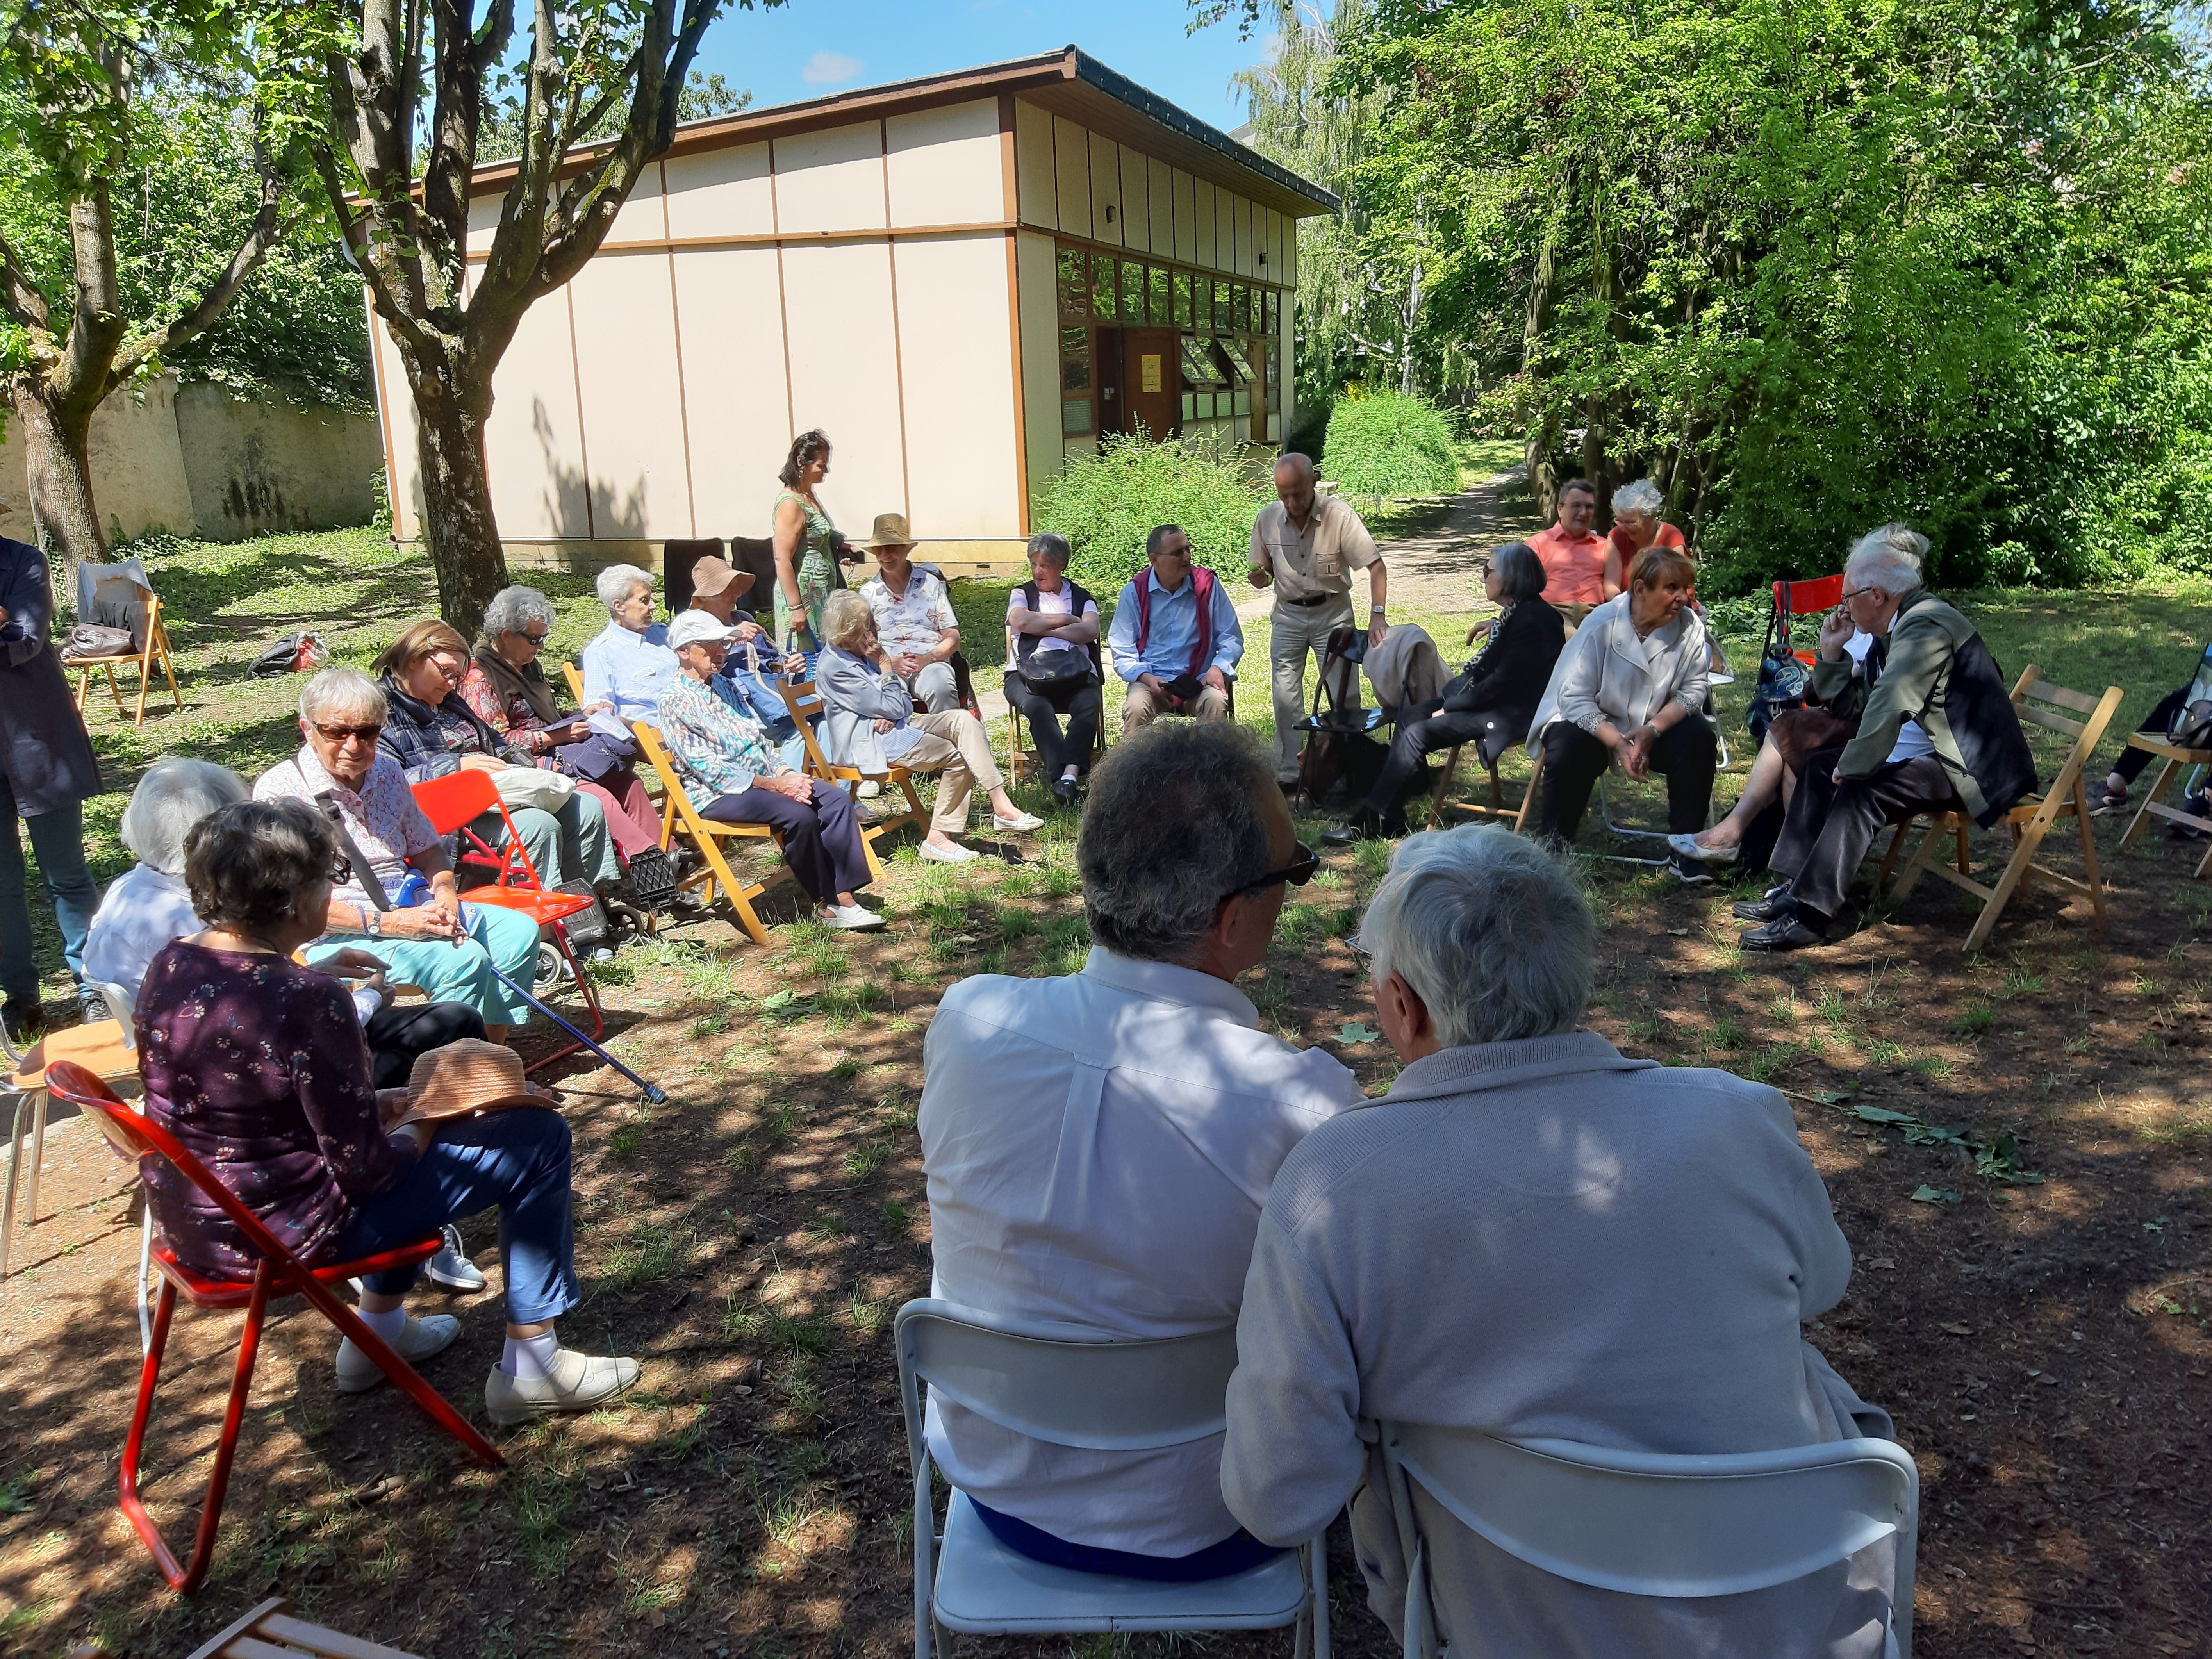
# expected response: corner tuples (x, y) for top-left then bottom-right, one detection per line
(462, 584), (664, 860)
(89, 756), (492, 1292)
(1004, 532), (1104, 805)
(1325, 540), (1563, 844)
(815, 591), (1042, 864)
(374, 619), (620, 896)
(1220, 825), (1899, 1657)
(137, 797), (637, 1422)
(1527, 544), (1716, 883)
(656, 610), (885, 931)
(1608, 478), (1727, 676)
(255, 667), (543, 1037)
(580, 562), (679, 736)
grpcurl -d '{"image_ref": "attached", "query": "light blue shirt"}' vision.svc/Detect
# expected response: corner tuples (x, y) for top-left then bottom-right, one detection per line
(1106, 567), (1245, 683)
(581, 619), (678, 739)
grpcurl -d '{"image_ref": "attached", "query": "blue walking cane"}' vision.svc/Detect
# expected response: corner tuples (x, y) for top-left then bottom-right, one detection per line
(320, 794), (667, 1104)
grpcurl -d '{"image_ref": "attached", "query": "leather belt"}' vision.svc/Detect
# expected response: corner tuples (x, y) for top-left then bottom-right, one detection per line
(1280, 590), (1349, 608)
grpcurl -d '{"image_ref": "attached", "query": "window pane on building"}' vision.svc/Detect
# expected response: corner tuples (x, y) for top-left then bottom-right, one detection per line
(1061, 326), (1090, 392)
(1214, 280), (1232, 326)
(1193, 278), (1211, 332)
(1092, 253), (1117, 321)
(1058, 246), (1088, 319)
(1218, 338), (1256, 381)
(1149, 266), (1171, 326)
(1181, 391), (1196, 421)
(1234, 389), (1250, 416)
(1232, 284), (1249, 333)
(1173, 271), (1194, 328)
(1180, 336), (1226, 388)
(1121, 260), (1145, 324)
(1267, 290), (1280, 334)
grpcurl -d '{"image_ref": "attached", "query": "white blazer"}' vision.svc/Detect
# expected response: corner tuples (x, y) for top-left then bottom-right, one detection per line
(1528, 592), (1709, 747)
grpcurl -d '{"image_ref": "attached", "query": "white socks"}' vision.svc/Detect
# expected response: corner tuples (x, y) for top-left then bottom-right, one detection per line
(503, 1331), (560, 1380)
(355, 1304), (407, 1344)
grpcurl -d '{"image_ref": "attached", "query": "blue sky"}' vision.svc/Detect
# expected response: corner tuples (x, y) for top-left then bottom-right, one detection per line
(690, 0), (1277, 135)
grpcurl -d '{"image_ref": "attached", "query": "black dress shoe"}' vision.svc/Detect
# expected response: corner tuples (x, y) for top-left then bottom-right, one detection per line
(1, 1000), (45, 1047)
(1732, 884), (1792, 923)
(1323, 809), (1388, 846)
(1740, 914), (1825, 952)
(1051, 776), (1079, 807)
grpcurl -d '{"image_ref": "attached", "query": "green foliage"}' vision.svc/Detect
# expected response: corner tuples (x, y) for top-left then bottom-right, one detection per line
(1321, 392), (1458, 496)
(1033, 428), (1268, 592)
(1224, 0), (2212, 589)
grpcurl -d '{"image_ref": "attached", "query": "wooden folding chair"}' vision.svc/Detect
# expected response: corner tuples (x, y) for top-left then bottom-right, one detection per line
(1880, 667), (2123, 951)
(628, 721), (786, 945)
(44, 1062), (500, 1595)
(777, 678), (925, 879)
(1431, 740), (1543, 832)
(185, 1597), (424, 1659)
(560, 660), (585, 703)
(71, 592), (182, 726)
(2116, 732), (2212, 882)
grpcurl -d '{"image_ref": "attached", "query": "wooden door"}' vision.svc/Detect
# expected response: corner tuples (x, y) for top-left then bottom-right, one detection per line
(1095, 328), (1126, 441)
(1121, 327), (1181, 442)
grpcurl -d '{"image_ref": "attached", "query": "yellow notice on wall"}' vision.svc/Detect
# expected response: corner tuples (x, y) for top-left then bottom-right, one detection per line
(1140, 353), (1162, 393)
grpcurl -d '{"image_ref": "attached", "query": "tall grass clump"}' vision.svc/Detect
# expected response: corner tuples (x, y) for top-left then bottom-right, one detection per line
(1034, 429), (1267, 593)
(1321, 392), (1459, 498)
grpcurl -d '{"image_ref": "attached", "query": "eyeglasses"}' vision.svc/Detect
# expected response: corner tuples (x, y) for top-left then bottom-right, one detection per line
(325, 856), (353, 885)
(312, 721), (383, 743)
(519, 630), (549, 645)
(1224, 842), (1320, 904)
(1841, 585), (1878, 602)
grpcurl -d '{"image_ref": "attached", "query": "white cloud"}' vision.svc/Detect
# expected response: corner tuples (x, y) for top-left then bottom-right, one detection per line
(801, 50), (863, 86)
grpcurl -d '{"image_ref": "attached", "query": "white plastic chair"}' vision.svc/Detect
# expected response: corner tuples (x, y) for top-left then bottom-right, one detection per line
(1380, 1423), (1917, 1659)
(895, 1298), (1328, 1659)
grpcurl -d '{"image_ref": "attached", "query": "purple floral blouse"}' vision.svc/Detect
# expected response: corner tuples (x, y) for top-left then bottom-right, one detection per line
(137, 941), (416, 1279)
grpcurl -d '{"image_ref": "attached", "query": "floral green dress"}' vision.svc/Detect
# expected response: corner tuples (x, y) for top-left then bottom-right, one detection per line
(774, 489), (837, 651)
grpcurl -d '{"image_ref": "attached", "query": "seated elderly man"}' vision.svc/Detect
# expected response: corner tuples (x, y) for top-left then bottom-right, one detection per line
(1222, 825), (1900, 1655)
(1737, 523), (2037, 950)
(920, 721), (1360, 1578)
(255, 668), (542, 1039)
(1106, 524), (1245, 731)
(856, 514), (963, 713)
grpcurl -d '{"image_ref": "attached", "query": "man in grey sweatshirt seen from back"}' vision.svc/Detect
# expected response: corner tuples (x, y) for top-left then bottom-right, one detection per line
(1220, 826), (1903, 1657)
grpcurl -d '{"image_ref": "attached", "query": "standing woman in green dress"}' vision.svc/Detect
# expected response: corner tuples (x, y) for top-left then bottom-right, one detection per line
(772, 429), (838, 653)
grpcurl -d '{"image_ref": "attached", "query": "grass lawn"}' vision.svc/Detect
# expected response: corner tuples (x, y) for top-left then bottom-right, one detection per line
(2, 526), (2208, 1658)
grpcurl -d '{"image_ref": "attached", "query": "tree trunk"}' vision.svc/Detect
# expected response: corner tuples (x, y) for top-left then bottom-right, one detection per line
(8, 375), (105, 582)
(410, 376), (510, 635)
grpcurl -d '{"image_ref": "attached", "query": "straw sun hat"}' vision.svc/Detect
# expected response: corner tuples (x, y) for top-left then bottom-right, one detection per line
(377, 1039), (553, 1131)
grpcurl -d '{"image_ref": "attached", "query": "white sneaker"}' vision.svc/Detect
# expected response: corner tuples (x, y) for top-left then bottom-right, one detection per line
(426, 1225), (487, 1292)
(919, 840), (979, 863)
(483, 1349), (642, 1426)
(825, 904), (887, 931)
(335, 1313), (461, 1393)
(992, 810), (1045, 833)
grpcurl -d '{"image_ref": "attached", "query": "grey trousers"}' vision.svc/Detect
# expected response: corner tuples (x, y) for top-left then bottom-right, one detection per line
(1270, 596), (1356, 780)
(908, 660), (960, 713)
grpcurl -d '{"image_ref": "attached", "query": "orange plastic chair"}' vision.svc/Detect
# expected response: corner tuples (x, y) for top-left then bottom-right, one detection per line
(1766, 575), (1846, 669)
(408, 769), (605, 1072)
(43, 1061), (501, 1595)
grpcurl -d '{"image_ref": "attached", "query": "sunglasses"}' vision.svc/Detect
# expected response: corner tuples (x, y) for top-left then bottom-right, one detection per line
(312, 721), (383, 743)
(325, 856), (353, 885)
(519, 630), (549, 645)
(1224, 842), (1321, 904)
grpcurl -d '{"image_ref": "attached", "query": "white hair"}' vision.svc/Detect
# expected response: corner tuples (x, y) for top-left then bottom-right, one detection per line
(594, 563), (655, 615)
(483, 585), (557, 638)
(1358, 825), (1594, 1047)
(1844, 523), (1927, 595)
(120, 759), (249, 876)
(298, 666), (387, 726)
(1611, 478), (1663, 518)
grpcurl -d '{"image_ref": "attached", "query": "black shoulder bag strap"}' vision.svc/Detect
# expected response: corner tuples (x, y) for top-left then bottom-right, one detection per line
(315, 791), (393, 910)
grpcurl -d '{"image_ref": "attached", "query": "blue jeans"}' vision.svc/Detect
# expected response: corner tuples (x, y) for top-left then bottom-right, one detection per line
(0, 780), (100, 1008)
(334, 1106), (578, 1325)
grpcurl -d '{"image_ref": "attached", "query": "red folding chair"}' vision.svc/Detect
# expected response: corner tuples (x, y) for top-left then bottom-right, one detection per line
(42, 1061), (502, 1596)
(409, 769), (605, 1074)
(1766, 575), (1846, 668)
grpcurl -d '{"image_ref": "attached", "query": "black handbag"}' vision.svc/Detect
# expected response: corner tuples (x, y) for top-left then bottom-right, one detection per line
(1015, 649), (1095, 691)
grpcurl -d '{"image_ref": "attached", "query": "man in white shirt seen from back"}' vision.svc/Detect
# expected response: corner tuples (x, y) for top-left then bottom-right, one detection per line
(919, 720), (1361, 1581)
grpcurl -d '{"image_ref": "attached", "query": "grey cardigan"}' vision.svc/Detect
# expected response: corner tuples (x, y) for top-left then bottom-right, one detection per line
(1220, 1033), (1898, 1658)
(814, 645), (914, 775)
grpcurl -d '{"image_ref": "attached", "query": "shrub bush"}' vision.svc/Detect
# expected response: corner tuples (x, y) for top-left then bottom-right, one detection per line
(1321, 392), (1460, 498)
(1033, 430), (1267, 593)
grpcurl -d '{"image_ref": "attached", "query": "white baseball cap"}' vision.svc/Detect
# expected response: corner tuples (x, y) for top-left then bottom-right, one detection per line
(664, 610), (740, 650)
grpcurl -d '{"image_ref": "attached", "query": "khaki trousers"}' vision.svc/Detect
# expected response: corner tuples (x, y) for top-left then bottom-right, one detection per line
(899, 710), (1004, 833)
(1269, 595), (1358, 780)
(1122, 680), (1232, 730)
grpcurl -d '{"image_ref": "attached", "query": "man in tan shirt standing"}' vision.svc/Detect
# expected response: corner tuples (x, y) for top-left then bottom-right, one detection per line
(1249, 451), (1388, 785)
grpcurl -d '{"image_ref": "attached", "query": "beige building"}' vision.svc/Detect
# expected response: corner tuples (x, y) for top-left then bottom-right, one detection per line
(368, 46), (1336, 576)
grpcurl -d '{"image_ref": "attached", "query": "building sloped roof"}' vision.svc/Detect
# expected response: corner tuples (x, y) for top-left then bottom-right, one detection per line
(466, 45), (1339, 220)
